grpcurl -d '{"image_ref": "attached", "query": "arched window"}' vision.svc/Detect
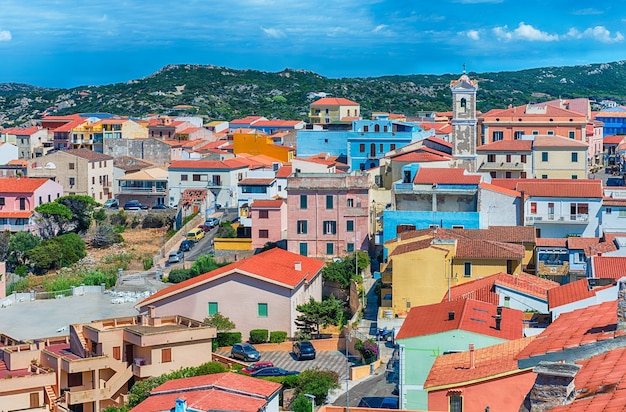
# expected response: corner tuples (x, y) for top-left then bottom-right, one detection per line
(460, 98), (467, 109)
(374, 124), (380, 132)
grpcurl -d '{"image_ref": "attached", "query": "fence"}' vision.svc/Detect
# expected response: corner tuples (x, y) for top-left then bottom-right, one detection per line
(0, 284), (106, 307)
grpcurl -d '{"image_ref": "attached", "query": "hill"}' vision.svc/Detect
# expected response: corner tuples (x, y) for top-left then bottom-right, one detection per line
(1, 61), (626, 127)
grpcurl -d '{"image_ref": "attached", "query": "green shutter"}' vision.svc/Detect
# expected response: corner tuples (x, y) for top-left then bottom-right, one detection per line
(326, 242), (334, 255)
(299, 242), (308, 256)
(347, 220), (354, 232)
(208, 302), (218, 316)
(258, 303), (268, 317)
(326, 195), (333, 209)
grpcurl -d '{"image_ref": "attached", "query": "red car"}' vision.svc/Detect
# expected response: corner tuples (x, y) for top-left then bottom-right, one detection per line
(197, 224), (212, 233)
(240, 361), (274, 375)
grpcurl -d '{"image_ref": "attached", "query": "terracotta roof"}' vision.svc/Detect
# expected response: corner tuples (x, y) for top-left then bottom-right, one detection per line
(455, 239), (525, 259)
(253, 120), (304, 127)
(548, 347), (626, 412)
(424, 336), (537, 388)
(482, 104), (587, 121)
(391, 151), (451, 163)
(137, 248), (324, 308)
(442, 274), (501, 305)
(51, 118), (86, 132)
(1, 126), (40, 135)
(388, 238), (438, 257)
(229, 116), (265, 125)
(425, 136), (452, 148)
(413, 167), (482, 185)
(494, 272), (560, 299)
(0, 177), (50, 193)
(7, 159), (28, 166)
(0, 211), (32, 218)
(169, 159), (248, 170)
(251, 199), (284, 208)
(603, 135), (625, 144)
(63, 148), (113, 161)
(536, 237), (568, 247)
(593, 256), (626, 280)
(515, 300), (625, 360)
(396, 298), (524, 341)
(276, 165), (292, 178)
(151, 372), (281, 397)
(547, 279), (595, 309)
(492, 179), (604, 198)
(533, 135), (589, 148)
(394, 226), (536, 245)
(238, 178), (274, 186)
(477, 140), (533, 151)
(479, 182), (520, 197)
(310, 97), (359, 106)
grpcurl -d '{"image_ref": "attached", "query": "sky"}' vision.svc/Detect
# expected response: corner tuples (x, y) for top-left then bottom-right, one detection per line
(0, 0), (625, 88)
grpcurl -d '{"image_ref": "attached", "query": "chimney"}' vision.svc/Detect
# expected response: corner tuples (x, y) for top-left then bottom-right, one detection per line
(148, 305), (157, 319)
(523, 362), (580, 411)
(494, 315), (502, 330)
(496, 306), (503, 316)
(294, 261), (302, 271)
(618, 279), (626, 332)
(519, 190), (525, 225)
(448, 311), (455, 321)
(469, 344), (475, 369)
(175, 398), (188, 412)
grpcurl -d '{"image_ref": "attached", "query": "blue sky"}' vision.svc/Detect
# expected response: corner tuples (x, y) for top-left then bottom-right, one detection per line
(0, 0), (624, 88)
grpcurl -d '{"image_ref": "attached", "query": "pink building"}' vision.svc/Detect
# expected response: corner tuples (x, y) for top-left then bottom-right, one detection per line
(286, 174), (370, 258)
(0, 177), (63, 232)
(250, 199), (287, 249)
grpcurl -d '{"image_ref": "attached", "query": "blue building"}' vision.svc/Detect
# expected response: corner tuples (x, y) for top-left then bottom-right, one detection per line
(296, 119), (432, 172)
(595, 107), (626, 137)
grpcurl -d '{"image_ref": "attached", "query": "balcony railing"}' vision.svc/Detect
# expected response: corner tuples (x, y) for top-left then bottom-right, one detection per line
(525, 214), (589, 224)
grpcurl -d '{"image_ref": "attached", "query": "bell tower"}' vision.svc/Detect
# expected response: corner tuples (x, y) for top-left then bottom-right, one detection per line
(450, 68), (478, 172)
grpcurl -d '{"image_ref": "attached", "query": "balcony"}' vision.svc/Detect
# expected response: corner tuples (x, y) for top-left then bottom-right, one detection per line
(525, 214), (589, 225)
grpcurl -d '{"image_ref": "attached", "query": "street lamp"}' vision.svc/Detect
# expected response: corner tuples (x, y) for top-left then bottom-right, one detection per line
(303, 393), (315, 412)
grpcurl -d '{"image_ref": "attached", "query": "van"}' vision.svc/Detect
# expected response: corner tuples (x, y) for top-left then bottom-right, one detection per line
(186, 227), (205, 242)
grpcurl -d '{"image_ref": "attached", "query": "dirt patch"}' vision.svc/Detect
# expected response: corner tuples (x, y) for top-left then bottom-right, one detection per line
(89, 228), (167, 271)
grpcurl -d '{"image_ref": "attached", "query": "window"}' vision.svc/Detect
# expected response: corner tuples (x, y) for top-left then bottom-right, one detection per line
(530, 202), (537, 214)
(460, 97), (467, 109)
(571, 203), (589, 218)
(542, 174), (548, 179)
(390, 144), (396, 150)
(69, 162), (75, 170)
(162, 348), (172, 363)
(541, 152), (548, 162)
(347, 243), (354, 252)
(92, 176), (95, 185)
(259, 210), (269, 219)
(258, 303), (268, 317)
(490, 171), (497, 178)
(506, 154), (512, 163)
(299, 242), (308, 256)
(571, 152), (578, 162)
(487, 154), (496, 163)
(569, 131), (575, 139)
(323, 221), (337, 235)
(521, 154), (527, 163)
(208, 302), (218, 316)
(326, 242), (334, 255)
(364, 126), (369, 132)
(326, 195), (333, 209)
(359, 144), (365, 152)
(113, 346), (121, 360)
(69, 177), (75, 186)
(19, 198), (25, 210)
(39, 196), (42, 205)
(347, 220), (354, 232)
(379, 144), (383, 152)
(606, 207), (612, 214)
(211, 175), (221, 185)
(464, 262), (472, 277)
(193, 174), (201, 181)
(68, 373), (83, 387)
(506, 171), (512, 178)
(449, 394), (463, 412)
(259, 229), (269, 238)
(0, 198), (4, 205)
(300, 195), (307, 209)
(347, 198), (354, 208)
(297, 220), (308, 234)
(572, 175), (578, 179)
(492, 131), (503, 141)
(532, 130), (539, 135)
(514, 131), (524, 140)
(547, 130), (554, 135)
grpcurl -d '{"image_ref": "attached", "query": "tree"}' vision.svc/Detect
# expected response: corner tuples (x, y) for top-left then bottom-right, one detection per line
(56, 195), (99, 233)
(91, 222), (123, 248)
(190, 254), (225, 276)
(203, 312), (236, 332)
(7, 231), (40, 269)
(322, 252), (370, 287)
(291, 394), (313, 412)
(34, 202), (73, 239)
(216, 222), (236, 238)
(295, 296), (345, 339)
(294, 369), (340, 405)
(0, 230), (11, 261)
(28, 233), (86, 272)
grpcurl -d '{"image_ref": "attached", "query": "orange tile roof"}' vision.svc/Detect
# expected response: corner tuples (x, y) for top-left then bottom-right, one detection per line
(456, 239), (525, 259)
(0, 177), (50, 193)
(238, 178), (274, 186)
(253, 120), (304, 127)
(533, 135), (589, 148)
(477, 140), (533, 151)
(137, 248), (324, 308)
(0, 211), (32, 218)
(63, 148), (113, 161)
(394, 226), (536, 245)
(7, 159), (28, 166)
(276, 165), (292, 178)
(593, 256), (626, 280)
(251, 199), (284, 208)
(494, 272), (560, 299)
(388, 238), (436, 257)
(492, 179), (603, 198)
(310, 97), (359, 106)
(396, 298), (524, 341)
(229, 116), (265, 125)
(479, 182), (520, 197)
(603, 135), (625, 144)
(169, 159), (248, 170)
(1, 126), (40, 135)
(390, 151), (451, 163)
(424, 336), (537, 388)
(547, 279), (595, 309)
(152, 372), (281, 397)
(132, 389), (267, 412)
(413, 167), (482, 185)
(515, 300), (625, 360)
(52, 118), (86, 132)
(535, 237), (568, 247)
(482, 104), (587, 121)
(443, 274), (501, 305)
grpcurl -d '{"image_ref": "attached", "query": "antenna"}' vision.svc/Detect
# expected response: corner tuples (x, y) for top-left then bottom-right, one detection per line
(462, 63), (466, 74)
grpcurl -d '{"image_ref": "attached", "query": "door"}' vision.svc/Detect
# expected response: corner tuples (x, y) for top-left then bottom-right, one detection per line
(370, 143), (376, 157)
(125, 344), (134, 365)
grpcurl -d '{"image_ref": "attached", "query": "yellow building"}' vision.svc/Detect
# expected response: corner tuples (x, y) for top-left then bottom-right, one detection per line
(309, 97), (360, 124)
(232, 132), (294, 163)
(381, 227), (528, 315)
(532, 135), (588, 179)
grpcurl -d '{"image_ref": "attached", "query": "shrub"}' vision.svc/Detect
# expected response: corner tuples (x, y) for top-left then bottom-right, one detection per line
(142, 213), (166, 228)
(143, 257), (153, 271)
(249, 329), (268, 344)
(92, 222), (124, 248)
(294, 368), (340, 405)
(354, 338), (379, 364)
(216, 332), (242, 347)
(167, 269), (195, 283)
(109, 211), (128, 227)
(269, 331), (288, 344)
(291, 394), (313, 412)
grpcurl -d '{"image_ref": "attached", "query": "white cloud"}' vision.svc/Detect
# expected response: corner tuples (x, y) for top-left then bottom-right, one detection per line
(373, 24), (387, 33)
(0, 30), (11, 41)
(492, 22), (558, 42)
(261, 27), (286, 39)
(572, 8), (603, 16)
(466, 30), (480, 40)
(564, 26), (623, 42)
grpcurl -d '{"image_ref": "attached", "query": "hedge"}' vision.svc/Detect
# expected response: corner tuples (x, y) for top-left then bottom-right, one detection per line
(216, 332), (242, 347)
(249, 329), (269, 344)
(269, 331), (288, 343)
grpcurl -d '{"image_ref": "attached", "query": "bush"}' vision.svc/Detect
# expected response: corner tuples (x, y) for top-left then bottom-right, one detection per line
(92, 222), (124, 248)
(109, 211), (128, 227)
(354, 338), (379, 364)
(216, 332), (242, 347)
(167, 269), (195, 283)
(249, 329), (268, 344)
(269, 331), (288, 344)
(142, 213), (166, 228)
(143, 257), (153, 271)
(291, 394), (313, 412)
(294, 368), (340, 405)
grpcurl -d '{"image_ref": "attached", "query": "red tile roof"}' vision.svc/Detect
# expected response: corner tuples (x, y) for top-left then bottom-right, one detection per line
(63, 148), (113, 161)
(396, 298), (524, 341)
(477, 140), (533, 151)
(0, 211), (32, 218)
(137, 248), (324, 308)
(253, 120), (304, 127)
(152, 372), (280, 397)
(394, 226), (536, 245)
(455, 239), (525, 259)
(535, 237), (568, 247)
(413, 167), (482, 185)
(442, 274), (501, 305)
(310, 97), (359, 106)
(388, 238), (437, 257)
(390, 151), (451, 163)
(491, 179), (603, 198)
(515, 300), (625, 360)
(547, 279), (595, 309)
(482, 104), (587, 121)
(424, 336), (537, 388)
(251, 199), (284, 208)
(533, 135), (589, 148)
(52, 119), (86, 132)
(603, 135), (625, 144)
(593, 256), (626, 280)
(494, 272), (560, 300)
(229, 116), (265, 125)
(132, 389), (267, 412)
(169, 159), (248, 170)
(0, 177), (50, 193)
(479, 182), (520, 197)
(1, 126), (40, 136)
(276, 165), (292, 178)
(238, 178), (274, 186)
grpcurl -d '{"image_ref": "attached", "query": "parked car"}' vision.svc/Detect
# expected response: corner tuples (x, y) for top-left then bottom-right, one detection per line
(197, 224), (212, 232)
(124, 200), (148, 210)
(241, 361), (274, 375)
(186, 227), (205, 242)
(152, 204), (169, 210)
(168, 250), (184, 264)
(205, 217), (220, 228)
(179, 240), (194, 252)
(103, 199), (119, 209)
(607, 177), (625, 187)
(250, 367), (299, 377)
(231, 343), (261, 362)
(293, 340), (316, 360)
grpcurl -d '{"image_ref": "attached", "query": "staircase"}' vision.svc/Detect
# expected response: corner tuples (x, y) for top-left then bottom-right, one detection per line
(44, 385), (57, 412)
(0, 360), (7, 371)
(76, 329), (88, 352)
